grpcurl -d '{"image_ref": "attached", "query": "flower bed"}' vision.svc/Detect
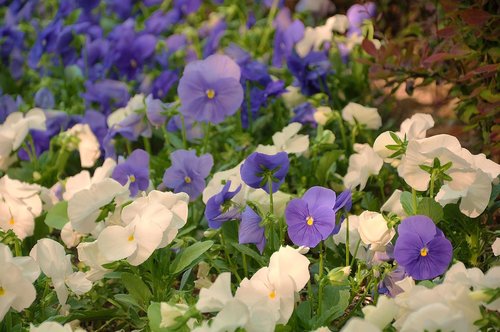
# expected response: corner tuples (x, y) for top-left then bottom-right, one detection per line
(0, 1), (498, 331)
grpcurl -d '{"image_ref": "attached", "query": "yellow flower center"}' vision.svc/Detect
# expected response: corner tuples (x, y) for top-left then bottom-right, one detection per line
(306, 216), (314, 226)
(0, 287), (5, 296)
(268, 290), (276, 299)
(184, 176), (192, 184)
(420, 247), (428, 257)
(130, 59), (137, 68)
(129, 175), (136, 183)
(206, 89), (215, 99)
(9, 217), (14, 225)
(128, 234), (135, 242)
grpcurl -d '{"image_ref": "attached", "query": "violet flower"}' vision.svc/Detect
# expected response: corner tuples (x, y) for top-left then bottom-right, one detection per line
(177, 54), (244, 124)
(239, 206), (266, 254)
(346, 2), (376, 37)
(272, 8), (305, 68)
(394, 215), (452, 280)
(205, 181), (242, 229)
(162, 149), (213, 201)
(34, 87), (55, 109)
(286, 186), (337, 248)
(291, 102), (317, 127)
(240, 152), (289, 194)
(112, 149), (150, 197)
(287, 50), (331, 96)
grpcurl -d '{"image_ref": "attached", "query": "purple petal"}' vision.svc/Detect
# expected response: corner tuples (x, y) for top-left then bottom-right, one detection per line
(303, 186), (336, 209)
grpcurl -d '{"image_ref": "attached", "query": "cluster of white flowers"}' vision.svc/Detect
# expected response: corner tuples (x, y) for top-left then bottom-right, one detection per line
(0, 109), (46, 170)
(341, 262), (500, 332)
(160, 246), (310, 332)
(373, 113), (500, 217)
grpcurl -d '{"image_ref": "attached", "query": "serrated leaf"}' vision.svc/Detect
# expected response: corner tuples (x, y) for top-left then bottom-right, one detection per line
(44, 201), (69, 230)
(417, 198), (444, 222)
(170, 241), (214, 274)
(121, 272), (152, 305)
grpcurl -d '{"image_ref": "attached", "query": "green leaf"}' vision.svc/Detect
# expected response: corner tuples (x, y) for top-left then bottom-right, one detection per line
(315, 151), (342, 184)
(44, 201), (69, 230)
(231, 242), (266, 266)
(147, 302), (170, 332)
(315, 285), (350, 327)
(360, 192), (380, 211)
(417, 198), (444, 222)
(400, 191), (414, 215)
(170, 241), (214, 274)
(295, 301), (312, 330)
(121, 272), (152, 306)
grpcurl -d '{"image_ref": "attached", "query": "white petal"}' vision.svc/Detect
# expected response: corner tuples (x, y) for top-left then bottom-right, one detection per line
(196, 272), (233, 313)
(97, 225), (137, 262)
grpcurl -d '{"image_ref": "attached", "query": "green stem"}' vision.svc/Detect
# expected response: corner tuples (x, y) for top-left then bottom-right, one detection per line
(350, 239), (362, 271)
(412, 188), (418, 214)
(242, 253), (248, 278)
(143, 136), (151, 156)
(258, 0), (279, 53)
(220, 233), (242, 283)
(336, 112), (348, 151)
(429, 170), (436, 198)
(180, 115), (188, 149)
(202, 122), (210, 153)
(345, 216), (350, 267)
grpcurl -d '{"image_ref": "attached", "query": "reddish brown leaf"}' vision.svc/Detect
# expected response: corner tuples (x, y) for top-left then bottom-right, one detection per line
(473, 64), (499, 74)
(422, 52), (455, 65)
(437, 27), (457, 39)
(361, 39), (377, 57)
(460, 9), (491, 26)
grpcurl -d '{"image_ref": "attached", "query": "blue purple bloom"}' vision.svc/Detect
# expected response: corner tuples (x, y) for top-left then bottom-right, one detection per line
(287, 50), (331, 96)
(286, 186), (338, 248)
(205, 181), (242, 229)
(346, 2), (377, 37)
(239, 206), (266, 254)
(162, 149), (213, 201)
(177, 54), (244, 124)
(240, 152), (289, 194)
(394, 215), (452, 280)
(112, 149), (150, 197)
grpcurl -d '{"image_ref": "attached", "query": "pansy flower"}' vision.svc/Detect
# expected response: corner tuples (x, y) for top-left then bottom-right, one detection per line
(111, 149), (150, 197)
(162, 149), (213, 201)
(285, 186), (337, 248)
(240, 152), (289, 194)
(205, 181), (242, 229)
(239, 206), (266, 254)
(177, 54), (244, 124)
(287, 51), (331, 96)
(394, 216), (452, 280)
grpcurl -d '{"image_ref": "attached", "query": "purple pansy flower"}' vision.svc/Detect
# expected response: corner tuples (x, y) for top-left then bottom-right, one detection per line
(239, 206), (266, 254)
(287, 50), (331, 96)
(272, 8), (305, 67)
(291, 102), (317, 127)
(82, 79), (130, 114)
(378, 265), (407, 297)
(162, 149), (213, 201)
(240, 152), (289, 194)
(394, 216), (453, 280)
(178, 54), (244, 124)
(34, 87), (55, 109)
(166, 115), (203, 142)
(205, 181), (242, 229)
(152, 70), (178, 99)
(346, 2), (376, 37)
(112, 149), (150, 197)
(286, 186), (337, 248)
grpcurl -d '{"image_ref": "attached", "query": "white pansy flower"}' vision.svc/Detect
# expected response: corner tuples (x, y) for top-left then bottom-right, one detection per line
(493, 238), (500, 256)
(76, 241), (112, 282)
(400, 303), (470, 332)
(380, 189), (406, 217)
(30, 239), (92, 305)
(272, 122), (309, 155)
(196, 272), (233, 313)
(362, 296), (398, 329)
(65, 124), (101, 168)
(341, 317), (381, 332)
(107, 94), (145, 128)
(357, 211), (395, 251)
(0, 175), (42, 239)
(344, 144), (383, 190)
(341, 102), (381, 130)
(29, 321), (84, 332)
(63, 158), (116, 201)
(0, 244), (40, 321)
(0, 108), (46, 152)
(282, 86), (306, 110)
(314, 106), (333, 125)
(295, 15), (348, 57)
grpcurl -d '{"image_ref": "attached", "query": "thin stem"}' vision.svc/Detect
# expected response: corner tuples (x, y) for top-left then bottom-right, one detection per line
(180, 115), (187, 149)
(258, 0), (279, 52)
(143, 136), (151, 156)
(336, 112), (348, 151)
(345, 216), (350, 267)
(220, 233), (242, 283)
(429, 170), (436, 198)
(242, 253), (248, 278)
(202, 122), (210, 153)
